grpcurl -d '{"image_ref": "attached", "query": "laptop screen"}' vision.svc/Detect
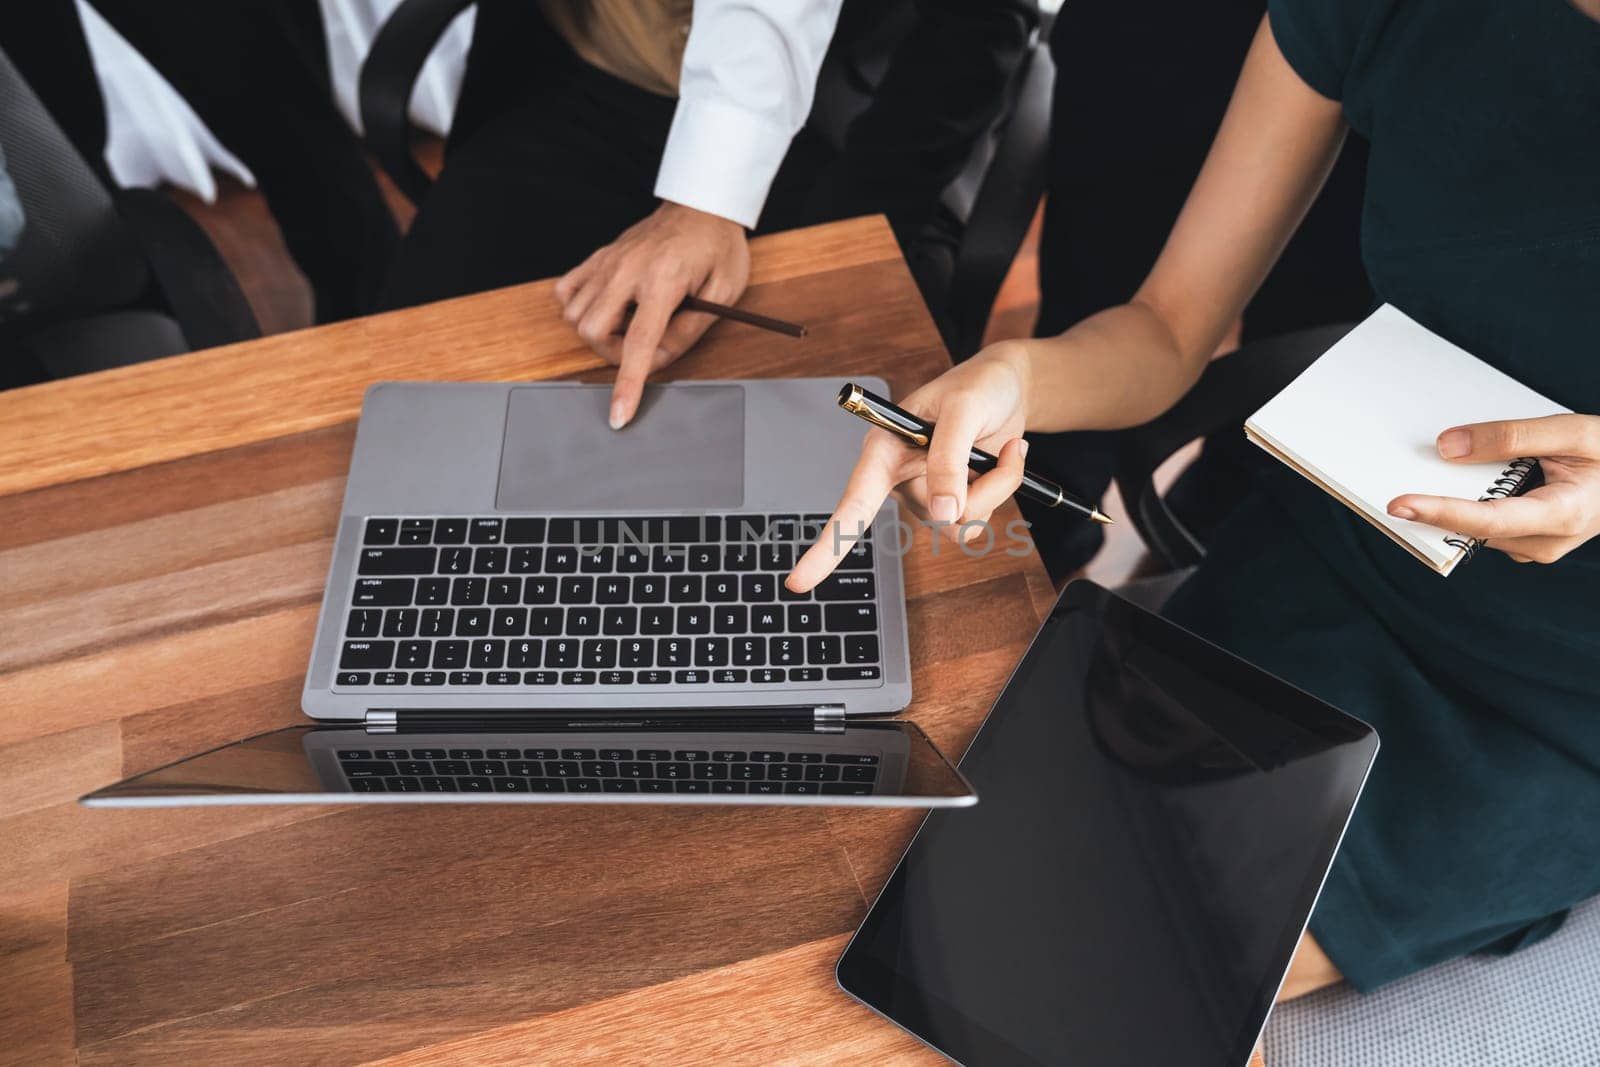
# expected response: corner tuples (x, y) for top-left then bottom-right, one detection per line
(836, 582), (1378, 1066)
(80, 720), (974, 808)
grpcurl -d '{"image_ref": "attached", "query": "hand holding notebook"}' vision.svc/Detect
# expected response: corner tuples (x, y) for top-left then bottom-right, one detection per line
(1246, 305), (1583, 575)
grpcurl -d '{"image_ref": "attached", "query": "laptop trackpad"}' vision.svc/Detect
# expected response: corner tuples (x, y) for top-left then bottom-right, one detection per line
(496, 384), (745, 510)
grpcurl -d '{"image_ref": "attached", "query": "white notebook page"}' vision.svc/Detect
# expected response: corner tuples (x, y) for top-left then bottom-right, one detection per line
(1245, 305), (1569, 574)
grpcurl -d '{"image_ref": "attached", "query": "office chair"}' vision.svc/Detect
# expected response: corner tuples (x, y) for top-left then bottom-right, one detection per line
(0, 46), (258, 388)
(357, 0), (1052, 360)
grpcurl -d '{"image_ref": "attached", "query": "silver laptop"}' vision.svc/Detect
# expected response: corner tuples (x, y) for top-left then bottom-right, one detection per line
(82, 378), (974, 807)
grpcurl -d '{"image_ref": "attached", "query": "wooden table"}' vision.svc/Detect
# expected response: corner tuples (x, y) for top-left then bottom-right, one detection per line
(0, 216), (1055, 1065)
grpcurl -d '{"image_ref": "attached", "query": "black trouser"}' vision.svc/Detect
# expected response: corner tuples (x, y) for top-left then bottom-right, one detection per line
(1022, 1), (1371, 577)
(381, 0), (1038, 312)
(7, 0), (397, 323)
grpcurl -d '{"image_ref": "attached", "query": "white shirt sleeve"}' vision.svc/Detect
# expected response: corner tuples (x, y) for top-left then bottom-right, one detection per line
(653, 0), (846, 230)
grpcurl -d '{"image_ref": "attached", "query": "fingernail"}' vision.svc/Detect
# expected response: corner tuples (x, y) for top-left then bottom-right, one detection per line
(1390, 504), (1416, 520)
(930, 495), (958, 523)
(1018, 439), (1030, 459)
(609, 401), (627, 430)
(1437, 429), (1470, 458)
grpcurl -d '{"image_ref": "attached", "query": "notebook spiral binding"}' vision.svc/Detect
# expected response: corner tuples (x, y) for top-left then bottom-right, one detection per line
(1442, 457), (1540, 561)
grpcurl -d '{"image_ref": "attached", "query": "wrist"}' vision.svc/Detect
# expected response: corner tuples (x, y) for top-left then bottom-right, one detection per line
(659, 200), (744, 235)
(981, 341), (1037, 425)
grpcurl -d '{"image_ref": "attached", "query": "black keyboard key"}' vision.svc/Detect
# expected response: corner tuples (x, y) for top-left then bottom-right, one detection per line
(504, 517), (545, 543)
(545, 546), (579, 572)
(386, 776), (424, 792)
(451, 577), (487, 606)
(579, 547), (613, 573)
(561, 670), (596, 685)
(510, 547), (544, 574)
(824, 604), (878, 632)
(638, 669), (671, 684)
(416, 577), (450, 606)
(814, 573), (877, 601)
(641, 606), (673, 635)
(524, 748), (559, 760)
(751, 606), (784, 633)
(733, 637), (764, 666)
(567, 607), (601, 636)
(789, 667), (822, 682)
(474, 547), (508, 574)
(688, 545), (719, 572)
(396, 641), (431, 669)
(604, 779), (638, 793)
(669, 576), (702, 603)
(769, 764), (801, 781)
(639, 779), (673, 793)
(827, 665), (882, 681)
(805, 765), (841, 782)
(822, 783), (873, 796)
(421, 608), (453, 637)
(596, 577), (631, 605)
(433, 518), (468, 544)
(711, 781), (747, 794)
(599, 670), (633, 684)
(675, 780), (711, 794)
(581, 760), (618, 778)
(524, 670), (559, 685)
(769, 636), (801, 666)
(523, 577), (558, 605)
(352, 578), (413, 606)
(727, 514), (766, 540)
(752, 668), (785, 683)
(620, 638), (653, 667)
(731, 763), (764, 780)
(340, 760), (395, 778)
(840, 540), (875, 570)
(750, 751), (785, 763)
(432, 640), (468, 669)
(341, 641), (394, 669)
(488, 670), (519, 685)
(843, 765), (879, 782)
(448, 671), (484, 685)
(528, 608), (563, 635)
(659, 638), (690, 667)
(374, 671), (407, 685)
(448, 747), (482, 759)
(336, 671), (371, 686)
(742, 575), (776, 602)
(712, 750), (746, 762)
(724, 545), (758, 572)
(693, 763), (728, 780)
(714, 606), (747, 633)
(470, 639), (506, 669)
(508, 639), (541, 668)
(674, 669), (709, 684)
(470, 759), (506, 776)
(560, 576), (595, 604)
(582, 639), (618, 669)
(359, 548), (436, 575)
(787, 605), (821, 632)
(806, 635), (841, 664)
(632, 575), (666, 603)
(546, 760), (580, 778)
(456, 607), (490, 636)
(663, 516), (710, 544)
(439, 546), (473, 574)
(784, 782), (820, 795)
(347, 609), (382, 638)
(382, 608), (419, 638)
(677, 606), (710, 634)
(508, 760), (542, 776)
(748, 781), (782, 795)
(469, 518), (503, 544)
(350, 777), (386, 792)
(460, 777), (493, 793)
(652, 546), (686, 572)
(789, 752), (822, 763)
(759, 544), (793, 570)
(825, 753), (881, 765)
(488, 577), (521, 604)
(705, 575), (739, 602)
(695, 637), (729, 667)
(364, 518), (398, 545)
(846, 635), (880, 664)
(546, 638), (579, 668)
(492, 607), (527, 636)
(494, 777), (529, 792)
(546, 519), (577, 544)
(713, 669), (747, 684)
(399, 519), (432, 544)
(603, 607), (638, 635)
(617, 545), (651, 573)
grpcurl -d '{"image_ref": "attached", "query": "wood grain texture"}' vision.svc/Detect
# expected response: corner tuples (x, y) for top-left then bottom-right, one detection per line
(0, 217), (1047, 1065)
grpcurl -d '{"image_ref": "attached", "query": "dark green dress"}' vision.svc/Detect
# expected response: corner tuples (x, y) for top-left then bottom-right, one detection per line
(1162, 0), (1600, 990)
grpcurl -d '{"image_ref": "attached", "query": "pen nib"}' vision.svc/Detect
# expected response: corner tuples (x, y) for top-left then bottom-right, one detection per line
(1091, 509), (1115, 526)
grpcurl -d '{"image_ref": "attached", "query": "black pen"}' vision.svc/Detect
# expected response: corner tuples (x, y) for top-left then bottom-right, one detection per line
(838, 382), (1114, 525)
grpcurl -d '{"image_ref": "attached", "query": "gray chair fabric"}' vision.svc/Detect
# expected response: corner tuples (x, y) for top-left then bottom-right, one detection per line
(1265, 898), (1600, 1065)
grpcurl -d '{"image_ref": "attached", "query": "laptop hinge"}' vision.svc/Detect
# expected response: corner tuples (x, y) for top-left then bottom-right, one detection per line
(813, 704), (846, 733)
(364, 710), (398, 734)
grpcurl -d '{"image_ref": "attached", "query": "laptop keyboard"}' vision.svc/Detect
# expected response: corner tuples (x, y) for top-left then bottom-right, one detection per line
(336, 746), (882, 796)
(335, 515), (883, 688)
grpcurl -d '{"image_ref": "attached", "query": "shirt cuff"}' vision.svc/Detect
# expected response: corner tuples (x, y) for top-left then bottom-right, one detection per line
(653, 96), (792, 230)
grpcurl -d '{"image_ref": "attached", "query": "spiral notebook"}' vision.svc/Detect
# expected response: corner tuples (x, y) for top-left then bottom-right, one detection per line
(1244, 305), (1570, 576)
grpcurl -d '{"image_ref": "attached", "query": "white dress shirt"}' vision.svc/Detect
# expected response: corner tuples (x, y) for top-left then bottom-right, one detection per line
(654, 0), (846, 229)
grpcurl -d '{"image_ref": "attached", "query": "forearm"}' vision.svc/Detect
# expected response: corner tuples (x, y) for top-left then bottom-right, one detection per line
(998, 299), (1210, 434)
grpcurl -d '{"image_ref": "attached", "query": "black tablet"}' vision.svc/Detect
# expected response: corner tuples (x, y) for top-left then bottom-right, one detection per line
(836, 581), (1378, 1066)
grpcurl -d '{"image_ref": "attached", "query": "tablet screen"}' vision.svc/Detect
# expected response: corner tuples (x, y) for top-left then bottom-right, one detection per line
(837, 582), (1377, 1066)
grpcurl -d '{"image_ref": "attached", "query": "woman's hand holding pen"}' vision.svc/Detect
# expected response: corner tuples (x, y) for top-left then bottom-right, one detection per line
(787, 344), (1034, 593)
(1388, 413), (1600, 564)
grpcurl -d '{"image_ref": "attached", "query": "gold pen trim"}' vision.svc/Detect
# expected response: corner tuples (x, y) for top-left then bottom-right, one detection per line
(839, 385), (930, 447)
